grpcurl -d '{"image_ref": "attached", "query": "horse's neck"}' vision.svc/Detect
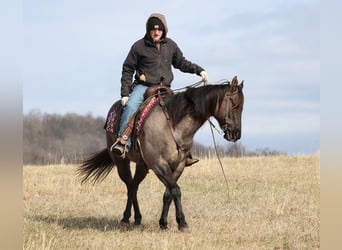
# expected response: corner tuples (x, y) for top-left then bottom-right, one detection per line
(173, 114), (207, 147)
(166, 87), (220, 146)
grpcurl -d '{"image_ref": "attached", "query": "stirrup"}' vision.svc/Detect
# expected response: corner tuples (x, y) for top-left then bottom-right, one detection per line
(110, 137), (128, 158)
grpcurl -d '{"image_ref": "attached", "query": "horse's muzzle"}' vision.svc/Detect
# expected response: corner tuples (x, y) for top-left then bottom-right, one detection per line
(224, 129), (241, 142)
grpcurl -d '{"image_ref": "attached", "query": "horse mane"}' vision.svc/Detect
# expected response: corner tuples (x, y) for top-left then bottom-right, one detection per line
(165, 84), (228, 127)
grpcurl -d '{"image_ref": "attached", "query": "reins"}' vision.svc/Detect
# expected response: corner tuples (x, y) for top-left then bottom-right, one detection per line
(172, 79), (231, 93)
(172, 80), (204, 92)
(208, 118), (231, 201)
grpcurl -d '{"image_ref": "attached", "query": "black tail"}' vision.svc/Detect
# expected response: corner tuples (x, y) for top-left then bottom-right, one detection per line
(77, 149), (115, 184)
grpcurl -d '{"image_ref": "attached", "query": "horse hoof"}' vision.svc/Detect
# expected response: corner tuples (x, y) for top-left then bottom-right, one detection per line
(178, 227), (189, 232)
(160, 225), (169, 230)
(134, 220), (141, 226)
(178, 223), (189, 232)
(120, 220), (130, 230)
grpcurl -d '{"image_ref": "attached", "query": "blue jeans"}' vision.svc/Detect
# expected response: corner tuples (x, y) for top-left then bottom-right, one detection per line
(118, 84), (148, 151)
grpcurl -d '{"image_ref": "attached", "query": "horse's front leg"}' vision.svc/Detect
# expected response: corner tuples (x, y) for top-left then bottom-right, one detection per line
(171, 184), (188, 231)
(159, 189), (172, 230)
(153, 159), (187, 231)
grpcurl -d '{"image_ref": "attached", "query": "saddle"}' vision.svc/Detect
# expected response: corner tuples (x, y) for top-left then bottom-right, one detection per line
(104, 85), (174, 149)
(144, 85), (173, 99)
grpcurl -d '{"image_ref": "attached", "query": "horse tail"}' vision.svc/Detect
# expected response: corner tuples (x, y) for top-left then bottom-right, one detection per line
(77, 148), (114, 184)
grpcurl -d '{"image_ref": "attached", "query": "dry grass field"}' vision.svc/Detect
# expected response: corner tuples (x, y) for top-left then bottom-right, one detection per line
(23, 155), (319, 249)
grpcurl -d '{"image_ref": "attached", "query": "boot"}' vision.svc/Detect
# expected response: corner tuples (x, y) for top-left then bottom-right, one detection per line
(185, 155), (199, 167)
(111, 116), (135, 158)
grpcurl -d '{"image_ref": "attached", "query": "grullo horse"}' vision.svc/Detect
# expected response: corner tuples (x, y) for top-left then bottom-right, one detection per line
(78, 76), (244, 231)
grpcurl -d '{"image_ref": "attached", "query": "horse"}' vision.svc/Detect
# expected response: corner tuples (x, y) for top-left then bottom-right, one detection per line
(78, 76), (244, 231)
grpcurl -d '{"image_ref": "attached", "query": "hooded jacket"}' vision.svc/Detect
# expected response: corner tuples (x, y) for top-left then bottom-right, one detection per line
(120, 13), (205, 97)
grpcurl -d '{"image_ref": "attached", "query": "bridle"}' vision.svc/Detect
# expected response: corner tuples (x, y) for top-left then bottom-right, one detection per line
(220, 88), (241, 134)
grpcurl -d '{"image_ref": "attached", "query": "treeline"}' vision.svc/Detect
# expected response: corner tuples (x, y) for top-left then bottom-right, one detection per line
(23, 110), (285, 165)
(23, 110), (106, 165)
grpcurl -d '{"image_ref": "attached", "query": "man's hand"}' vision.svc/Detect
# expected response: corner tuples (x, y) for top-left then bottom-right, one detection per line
(200, 71), (209, 84)
(121, 96), (129, 106)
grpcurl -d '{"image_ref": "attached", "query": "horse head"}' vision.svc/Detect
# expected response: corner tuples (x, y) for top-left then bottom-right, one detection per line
(215, 76), (244, 142)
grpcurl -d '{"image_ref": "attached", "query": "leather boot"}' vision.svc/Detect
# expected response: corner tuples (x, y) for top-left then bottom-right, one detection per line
(185, 155), (199, 167)
(110, 142), (126, 158)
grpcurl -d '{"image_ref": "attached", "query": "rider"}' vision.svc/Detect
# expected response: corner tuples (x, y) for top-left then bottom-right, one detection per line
(112, 13), (208, 166)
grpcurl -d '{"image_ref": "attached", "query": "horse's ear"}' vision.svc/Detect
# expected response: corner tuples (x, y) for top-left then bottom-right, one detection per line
(240, 80), (244, 89)
(231, 75), (238, 91)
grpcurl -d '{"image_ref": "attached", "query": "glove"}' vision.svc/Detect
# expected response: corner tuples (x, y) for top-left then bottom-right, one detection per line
(200, 71), (208, 84)
(121, 96), (129, 106)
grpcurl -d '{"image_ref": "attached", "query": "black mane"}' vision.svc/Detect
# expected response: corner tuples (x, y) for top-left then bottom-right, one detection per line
(165, 84), (228, 127)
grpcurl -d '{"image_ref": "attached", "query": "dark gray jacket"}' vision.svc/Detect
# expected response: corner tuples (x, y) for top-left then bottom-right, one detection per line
(120, 13), (204, 97)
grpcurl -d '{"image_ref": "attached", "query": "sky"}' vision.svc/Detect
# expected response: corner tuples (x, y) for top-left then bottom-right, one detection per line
(22, 0), (320, 155)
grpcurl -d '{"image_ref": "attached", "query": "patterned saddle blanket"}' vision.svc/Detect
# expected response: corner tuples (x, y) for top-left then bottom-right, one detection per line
(104, 85), (173, 139)
(104, 96), (161, 137)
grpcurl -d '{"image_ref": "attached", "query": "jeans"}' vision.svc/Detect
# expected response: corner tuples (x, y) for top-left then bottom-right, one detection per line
(118, 84), (148, 151)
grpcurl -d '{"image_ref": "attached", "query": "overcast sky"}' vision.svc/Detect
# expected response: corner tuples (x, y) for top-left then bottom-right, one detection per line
(23, 0), (319, 154)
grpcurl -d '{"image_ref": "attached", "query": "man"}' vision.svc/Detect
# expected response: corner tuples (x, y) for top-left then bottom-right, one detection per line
(112, 13), (208, 166)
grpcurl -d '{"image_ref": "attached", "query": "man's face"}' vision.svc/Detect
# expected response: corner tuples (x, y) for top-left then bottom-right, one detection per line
(149, 29), (163, 42)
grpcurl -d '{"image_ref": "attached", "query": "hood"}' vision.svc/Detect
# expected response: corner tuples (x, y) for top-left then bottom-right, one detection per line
(145, 13), (168, 39)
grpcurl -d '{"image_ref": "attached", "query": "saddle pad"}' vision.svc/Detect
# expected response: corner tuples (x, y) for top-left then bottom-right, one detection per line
(104, 96), (161, 139)
(104, 102), (122, 134)
(136, 97), (161, 136)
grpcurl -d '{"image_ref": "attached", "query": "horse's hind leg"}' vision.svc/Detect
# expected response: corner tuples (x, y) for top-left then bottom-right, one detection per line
(131, 162), (148, 225)
(116, 159), (134, 224)
(116, 159), (148, 225)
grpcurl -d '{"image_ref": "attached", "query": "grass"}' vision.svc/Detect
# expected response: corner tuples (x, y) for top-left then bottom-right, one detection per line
(23, 155), (320, 249)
